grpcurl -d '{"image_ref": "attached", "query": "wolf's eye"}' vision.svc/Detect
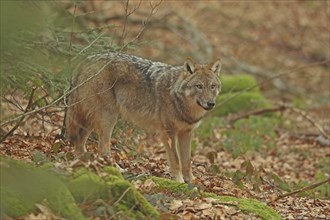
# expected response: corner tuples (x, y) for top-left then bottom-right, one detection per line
(195, 84), (203, 90)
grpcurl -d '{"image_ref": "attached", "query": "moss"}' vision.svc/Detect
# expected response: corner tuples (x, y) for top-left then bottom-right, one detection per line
(107, 180), (159, 219)
(66, 168), (108, 202)
(103, 166), (124, 179)
(0, 186), (35, 217)
(150, 176), (198, 196)
(132, 187), (160, 219)
(0, 157), (158, 220)
(213, 91), (271, 116)
(0, 156), (85, 219)
(221, 74), (259, 94)
(204, 193), (282, 220)
(62, 166), (159, 219)
(150, 177), (282, 220)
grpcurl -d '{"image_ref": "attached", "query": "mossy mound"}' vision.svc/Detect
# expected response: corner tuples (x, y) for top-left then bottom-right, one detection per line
(214, 74), (271, 116)
(65, 167), (159, 219)
(0, 156), (85, 219)
(150, 177), (282, 220)
(213, 92), (271, 116)
(66, 168), (108, 202)
(0, 157), (159, 219)
(221, 74), (259, 93)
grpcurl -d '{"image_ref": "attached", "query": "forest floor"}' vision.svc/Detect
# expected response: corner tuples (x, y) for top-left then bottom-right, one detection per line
(1, 1), (329, 219)
(0, 103), (329, 219)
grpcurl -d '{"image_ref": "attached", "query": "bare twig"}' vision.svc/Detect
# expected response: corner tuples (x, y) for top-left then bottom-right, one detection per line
(228, 105), (287, 126)
(269, 178), (330, 204)
(120, 0), (142, 45)
(228, 101), (329, 141)
(0, 87), (36, 142)
(69, 2), (77, 54)
(0, 1), (163, 128)
(288, 106), (329, 140)
(1, 95), (24, 112)
(113, 187), (131, 207)
(57, 78), (118, 108)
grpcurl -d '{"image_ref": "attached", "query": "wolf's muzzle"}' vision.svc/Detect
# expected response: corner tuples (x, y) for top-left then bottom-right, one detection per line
(198, 100), (216, 111)
(207, 101), (215, 108)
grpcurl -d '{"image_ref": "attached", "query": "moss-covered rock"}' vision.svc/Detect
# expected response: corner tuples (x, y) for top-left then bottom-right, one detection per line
(106, 180), (159, 219)
(150, 177), (282, 220)
(0, 156), (85, 219)
(1, 157), (159, 219)
(213, 74), (271, 117)
(64, 167), (159, 219)
(204, 193), (282, 220)
(221, 74), (259, 93)
(214, 92), (271, 116)
(151, 176), (199, 197)
(66, 168), (108, 202)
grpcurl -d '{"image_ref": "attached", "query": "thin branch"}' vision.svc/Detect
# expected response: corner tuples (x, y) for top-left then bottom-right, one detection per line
(75, 32), (105, 58)
(228, 105), (287, 126)
(113, 187), (131, 207)
(0, 0), (159, 128)
(0, 87), (36, 142)
(69, 2), (77, 54)
(288, 106), (329, 140)
(1, 96), (24, 112)
(57, 78), (118, 108)
(269, 178), (330, 204)
(0, 59), (111, 127)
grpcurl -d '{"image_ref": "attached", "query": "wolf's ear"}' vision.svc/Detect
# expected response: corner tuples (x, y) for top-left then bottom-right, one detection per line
(184, 58), (195, 74)
(210, 59), (221, 76)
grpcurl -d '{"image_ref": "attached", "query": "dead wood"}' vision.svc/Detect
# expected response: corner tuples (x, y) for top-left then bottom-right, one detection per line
(269, 178), (330, 204)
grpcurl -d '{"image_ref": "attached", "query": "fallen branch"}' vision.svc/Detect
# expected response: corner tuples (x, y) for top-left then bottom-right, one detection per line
(288, 106), (329, 140)
(228, 105), (287, 126)
(113, 187), (131, 207)
(269, 178), (330, 204)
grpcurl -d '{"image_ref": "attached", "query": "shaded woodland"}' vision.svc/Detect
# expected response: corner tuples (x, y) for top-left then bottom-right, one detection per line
(0, 1), (329, 219)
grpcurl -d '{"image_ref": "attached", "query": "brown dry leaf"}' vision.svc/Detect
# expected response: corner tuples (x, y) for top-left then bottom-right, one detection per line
(182, 211), (197, 220)
(224, 206), (239, 216)
(201, 208), (216, 218)
(169, 200), (183, 211)
(194, 202), (212, 210)
(21, 213), (47, 220)
(143, 178), (157, 192)
(35, 203), (64, 220)
(159, 213), (180, 220)
(137, 143), (145, 154)
(126, 128), (133, 136)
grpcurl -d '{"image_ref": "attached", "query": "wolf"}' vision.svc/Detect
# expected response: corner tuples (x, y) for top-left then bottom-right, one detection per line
(65, 52), (222, 183)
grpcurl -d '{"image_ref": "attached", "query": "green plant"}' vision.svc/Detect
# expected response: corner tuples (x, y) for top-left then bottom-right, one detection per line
(222, 116), (279, 158)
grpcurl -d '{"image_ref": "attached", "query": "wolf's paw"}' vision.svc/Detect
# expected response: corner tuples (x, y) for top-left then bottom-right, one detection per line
(174, 174), (185, 183)
(183, 173), (195, 183)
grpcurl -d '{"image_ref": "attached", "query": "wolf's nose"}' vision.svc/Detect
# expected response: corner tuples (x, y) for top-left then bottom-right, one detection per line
(207, 101), (215, 108)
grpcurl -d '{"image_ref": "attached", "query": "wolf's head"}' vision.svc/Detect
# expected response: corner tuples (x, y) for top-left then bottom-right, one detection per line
(175, 58), (222, 113)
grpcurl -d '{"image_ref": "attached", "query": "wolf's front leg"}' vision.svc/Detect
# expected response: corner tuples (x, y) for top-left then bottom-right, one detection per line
(178, 130), (195, 183)
(164, 133), (184, 183)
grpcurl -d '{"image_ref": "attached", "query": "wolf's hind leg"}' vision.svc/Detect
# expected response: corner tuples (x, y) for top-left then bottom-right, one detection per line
(65, 110), (92, 155)
(94, 110), (119, 156)
(69, 124), (93, 156)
